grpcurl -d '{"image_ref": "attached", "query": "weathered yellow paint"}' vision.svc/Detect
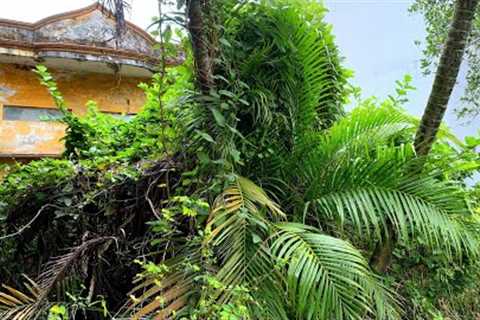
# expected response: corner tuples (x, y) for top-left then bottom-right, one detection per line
(0, 120), (66, 156)
(0, 63), (149, 161)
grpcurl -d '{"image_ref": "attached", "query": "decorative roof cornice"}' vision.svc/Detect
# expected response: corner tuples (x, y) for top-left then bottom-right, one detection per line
(0, 40), (168, 66)
(0, 2), (184, 71)
(0, 2), (156, 45)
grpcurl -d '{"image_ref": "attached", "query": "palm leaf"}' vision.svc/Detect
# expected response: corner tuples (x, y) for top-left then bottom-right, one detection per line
(0, 237), (114, 319)
(37, 237), (114, 301)
(294, 106), (478, 257)
(271, 223), (399, 320)
(0, 276), (45, 320)
(121, 249), (201, 319)
(128, 275), (192, 320)
(205, 176), (285, 306)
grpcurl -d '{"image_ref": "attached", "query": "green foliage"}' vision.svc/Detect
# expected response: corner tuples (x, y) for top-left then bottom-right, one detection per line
(187, 275), (253, 320)
(183, 0), (349, 174)
(391, 240), (480, 319)
(34, 60), (193, 162)
(48, 305), (68, 320)
(0, 159), (75, 216)
(1, 1), (480, 319)
(429, 132), (480, 182)
(128, 175), (397, 319)
(0, 60), (193, 319)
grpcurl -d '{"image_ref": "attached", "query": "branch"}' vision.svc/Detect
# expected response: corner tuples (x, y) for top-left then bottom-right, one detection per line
(0, 204), (58, 241)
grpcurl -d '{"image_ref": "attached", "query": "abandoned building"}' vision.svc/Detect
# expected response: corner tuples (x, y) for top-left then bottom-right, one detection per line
(0, 3), (162, 163)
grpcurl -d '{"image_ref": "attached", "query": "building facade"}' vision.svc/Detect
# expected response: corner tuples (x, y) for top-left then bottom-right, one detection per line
(0, 3), (162, 162)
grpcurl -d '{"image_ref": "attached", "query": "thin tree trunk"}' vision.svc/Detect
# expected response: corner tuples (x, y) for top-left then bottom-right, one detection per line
(414, 0), (478, 160)
(187, 0), (215, 94)
(99, 0), (128, 46)
(113, 0), (127, 39)
(370, 0), (478, 274)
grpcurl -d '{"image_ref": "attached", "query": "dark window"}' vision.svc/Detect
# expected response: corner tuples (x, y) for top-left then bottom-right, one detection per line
(103, 112), (136, 121)
(3, 105), (62, 121)
(2, 106), (136, 122)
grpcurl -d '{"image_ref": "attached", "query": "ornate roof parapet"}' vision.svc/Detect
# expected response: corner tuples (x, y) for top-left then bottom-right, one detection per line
(0, 3), (173, 76)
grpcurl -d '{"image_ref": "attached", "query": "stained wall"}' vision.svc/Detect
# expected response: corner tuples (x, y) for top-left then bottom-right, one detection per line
(0, 63), (149, 158)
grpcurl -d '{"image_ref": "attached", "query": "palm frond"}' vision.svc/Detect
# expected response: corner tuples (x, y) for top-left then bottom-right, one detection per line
(0, 276), (45, 320)
(128, 274), (193, 320)
(271, 223), (399, 320)
(205, 176), (285, 302)
(37, 237), (115, 302)
(121, 250), (201, 319)
(0, 237), (114, 319)
(293, 106), (478, 257)
(207, 176), (285, 225)
(299, 104), (416, 167)
(282, 0), (347, 133)
(315, 178), (474, 254)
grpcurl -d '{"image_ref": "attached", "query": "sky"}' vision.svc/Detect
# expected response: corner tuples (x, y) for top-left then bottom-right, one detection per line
(1, 0), (476, 139)
(324, 0), (473, 139)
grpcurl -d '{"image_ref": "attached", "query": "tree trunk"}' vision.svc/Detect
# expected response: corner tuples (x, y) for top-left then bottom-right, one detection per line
(113, 0), (127, 39)
(99, 0), (128, 46)
(414, 0), (478, 160)
(187, 0), (215, 94)
(370, 0), (478, 274)
(369, 224), (396, 273)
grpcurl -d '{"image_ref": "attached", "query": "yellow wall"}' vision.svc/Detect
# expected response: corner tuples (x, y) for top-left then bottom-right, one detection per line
(0, 63), (149, 159)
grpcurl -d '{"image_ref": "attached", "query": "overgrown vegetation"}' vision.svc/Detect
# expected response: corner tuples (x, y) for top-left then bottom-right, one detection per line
(1, 0), (480, 319)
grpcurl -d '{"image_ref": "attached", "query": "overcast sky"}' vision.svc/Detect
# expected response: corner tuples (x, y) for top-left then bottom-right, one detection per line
(324, 0), (473, 139)
(1, 0), (476, 139)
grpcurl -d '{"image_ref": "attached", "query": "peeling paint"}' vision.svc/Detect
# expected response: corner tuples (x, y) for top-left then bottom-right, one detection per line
(0, 120), (66, 155)
(0, 5), (156, 161)
(0, 85), (15, 103)
(0, 63), (148, 158)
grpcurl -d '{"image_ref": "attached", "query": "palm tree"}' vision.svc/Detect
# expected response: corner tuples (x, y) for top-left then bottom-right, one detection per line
(414, 0), (479, 161)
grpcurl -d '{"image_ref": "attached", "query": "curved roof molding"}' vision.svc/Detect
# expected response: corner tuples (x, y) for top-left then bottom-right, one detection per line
(0, 2), (171, 73)
(0, 3), (156, 44)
